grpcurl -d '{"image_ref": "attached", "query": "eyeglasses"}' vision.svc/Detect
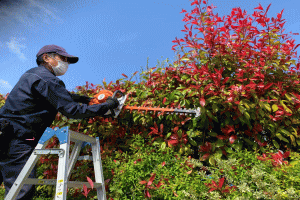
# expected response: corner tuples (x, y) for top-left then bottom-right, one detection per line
(58, 55), (68, 63)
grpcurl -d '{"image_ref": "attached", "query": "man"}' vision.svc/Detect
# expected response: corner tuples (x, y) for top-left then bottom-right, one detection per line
(0, 44), (119, 199)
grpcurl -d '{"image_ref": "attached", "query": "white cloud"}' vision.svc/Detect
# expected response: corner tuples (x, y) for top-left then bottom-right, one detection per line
(6, 37), (27, 61)
(0, 79), (13, 95)
(28, 0), (63, 25)
(0, 0), (63, 28)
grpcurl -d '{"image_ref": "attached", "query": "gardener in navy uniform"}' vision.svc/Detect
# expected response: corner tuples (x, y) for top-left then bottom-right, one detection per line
(0, 44), (119, 199)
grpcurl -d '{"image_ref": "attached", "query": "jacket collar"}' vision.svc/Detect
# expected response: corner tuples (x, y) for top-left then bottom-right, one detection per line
(38, 64), (56, 76)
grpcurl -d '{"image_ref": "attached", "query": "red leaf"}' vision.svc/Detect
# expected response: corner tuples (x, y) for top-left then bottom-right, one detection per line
(212, 180), (218, 188)
(163, 97), (167, 104)
(187, 170), (192, 174)
(180, 9), (187, 13)
(146, 190), (151, 198)
(202, 153), (210, 160)
(173, 191), (179, 197)
(168, 139), (179, 146)
(139, 180), (147, 184)
(87, 176), (94, 189)
(203, 1), (207, 4)
(173, 126), (179, 134)
(229, 135), (237, 144)
(217, 135), (228, 140)
(148, 173), (156, 186)
(264, 83), (273, 90)
(254, 3), (264, 10)
(121, 73), (128, 78)
(283, 151), (290, 158)
(222, 189), (230, 193)
(262, 153), (267, 158)
(219, 177), (225, 189)
(191, 0), (199, 6)
(200, 97), (205, 107)
(82, 184), (91, 198)
(222, 77), (230, 84)
(134, 159), (142, 164)
(160, 124), (164, 134)
(162, 161), (166, 167)
(156, 181), (163, 188)
(208, 188), (217, 193)
(264, 3), (272, 17)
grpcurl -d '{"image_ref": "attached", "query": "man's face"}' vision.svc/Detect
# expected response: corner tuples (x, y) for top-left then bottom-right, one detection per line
(44, 54), (69, 67)
(42, 53), (69, 74)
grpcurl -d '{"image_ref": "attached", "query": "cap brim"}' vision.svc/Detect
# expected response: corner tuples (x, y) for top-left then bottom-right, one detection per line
(58, 52), (79, 64)
(67, 56), (79, 64)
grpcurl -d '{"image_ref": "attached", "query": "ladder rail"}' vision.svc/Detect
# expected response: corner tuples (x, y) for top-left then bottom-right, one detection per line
(4, 143), (47, 200)
(92, 137), (106, 200)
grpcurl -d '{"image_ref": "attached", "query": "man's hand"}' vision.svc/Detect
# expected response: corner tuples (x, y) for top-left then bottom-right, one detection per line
(106, 96), (119, 109)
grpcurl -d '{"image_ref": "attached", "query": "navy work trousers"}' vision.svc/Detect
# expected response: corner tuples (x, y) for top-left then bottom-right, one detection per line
(0, 138), (37, 199)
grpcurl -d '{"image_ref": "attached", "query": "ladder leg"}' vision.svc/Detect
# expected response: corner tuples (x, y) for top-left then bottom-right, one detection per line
(4, 143), (46, 200)
(54, 142), (70, 200)
(67, 141), (82, 180)
(91, 138), (106, 200)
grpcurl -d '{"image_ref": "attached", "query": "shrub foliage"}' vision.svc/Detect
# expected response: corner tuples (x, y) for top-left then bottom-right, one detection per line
(1, 0), (300, 199)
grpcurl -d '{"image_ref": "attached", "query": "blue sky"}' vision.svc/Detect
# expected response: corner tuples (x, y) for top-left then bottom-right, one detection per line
(0, 0), (300, 95)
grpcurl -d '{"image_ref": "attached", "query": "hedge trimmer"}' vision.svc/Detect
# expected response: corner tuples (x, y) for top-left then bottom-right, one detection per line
(90, 90), (201, 118)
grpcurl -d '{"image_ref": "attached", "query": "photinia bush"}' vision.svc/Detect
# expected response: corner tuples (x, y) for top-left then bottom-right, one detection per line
(148, 0), (300, 164)
(1, 0), (300, 198)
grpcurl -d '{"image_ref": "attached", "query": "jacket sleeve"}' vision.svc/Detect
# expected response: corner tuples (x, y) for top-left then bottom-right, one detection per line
(34, 78), (110, 119)
(68, 92), (93, 104)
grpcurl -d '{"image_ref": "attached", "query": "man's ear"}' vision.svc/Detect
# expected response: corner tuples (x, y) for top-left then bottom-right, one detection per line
(42, 54), (49, 63)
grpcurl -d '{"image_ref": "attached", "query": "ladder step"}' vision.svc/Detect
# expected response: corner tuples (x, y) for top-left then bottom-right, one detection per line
(77, 155), (93, 161)
(25, 178), (103, 188)
(33, 149), (65, 157)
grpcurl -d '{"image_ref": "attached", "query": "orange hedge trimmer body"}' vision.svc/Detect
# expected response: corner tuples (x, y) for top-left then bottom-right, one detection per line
(90, 90), (201, 118)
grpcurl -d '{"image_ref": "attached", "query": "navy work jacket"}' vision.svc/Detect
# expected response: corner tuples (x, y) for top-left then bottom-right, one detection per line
(0, 65), (110, 140)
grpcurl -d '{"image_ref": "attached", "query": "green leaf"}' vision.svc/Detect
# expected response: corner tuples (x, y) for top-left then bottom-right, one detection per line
(232, 143), (242, 151)
(188, 137), (198, 146)
(285, 93), (292, 101)
(272, 104), (278, 112)
(244, 138), (254, 146)
(58, 121), (66, 127)
(206, 110), (218, 122)
(280, 128), (291, 137)
(290, 135), (296, 146)
(209, 156), (216, 166)
(244, 112), (250, 120)
(280, 100), (292, 113)
(243, 102), (250, 109)
(161, 142), (166, 150)
(225, 147), (234, 153)
(166, 132), (172, 139)
(264, 103), (271, 112)
(212, 104), (219, 113)
(215, 140), (224, 147)
(238, 104), (246, 114)
(259, 109), (265, 117)
(273, 140), (280, 149)
(292, 127), (298, 137)
(208, 132), (218, 137)
(276, 133), (289, 143)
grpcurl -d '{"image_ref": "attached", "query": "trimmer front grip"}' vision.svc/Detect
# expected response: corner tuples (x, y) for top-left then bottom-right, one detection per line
(104, 90), (127, 118)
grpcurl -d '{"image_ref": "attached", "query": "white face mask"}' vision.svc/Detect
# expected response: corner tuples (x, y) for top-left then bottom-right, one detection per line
(50, 59), (69, 76)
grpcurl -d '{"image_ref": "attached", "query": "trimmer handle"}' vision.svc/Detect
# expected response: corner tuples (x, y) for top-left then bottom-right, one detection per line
(108, 90), (125, 118)
(112, 90), (124, 99)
